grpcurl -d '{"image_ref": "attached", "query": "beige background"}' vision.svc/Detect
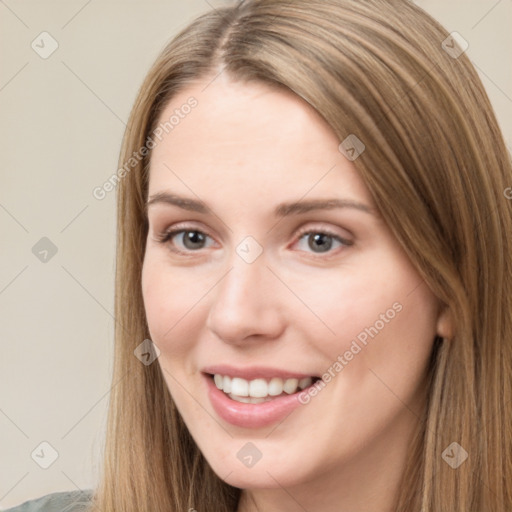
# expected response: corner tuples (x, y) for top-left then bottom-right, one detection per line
(0, 0), (511, 509)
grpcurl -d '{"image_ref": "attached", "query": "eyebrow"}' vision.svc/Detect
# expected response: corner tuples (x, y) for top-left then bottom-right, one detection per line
(145, 192), (375, 217)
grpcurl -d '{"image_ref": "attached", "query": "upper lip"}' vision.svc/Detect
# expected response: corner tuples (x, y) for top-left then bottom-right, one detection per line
(202, 364), (319, 381)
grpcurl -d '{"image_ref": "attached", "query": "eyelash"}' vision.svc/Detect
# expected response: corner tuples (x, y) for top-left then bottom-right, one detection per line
(154, 224), (353, 258)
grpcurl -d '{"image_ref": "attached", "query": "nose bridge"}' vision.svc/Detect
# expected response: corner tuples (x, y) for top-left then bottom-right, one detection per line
(225, 255), (266, 304)
(206, 240), (283, 342)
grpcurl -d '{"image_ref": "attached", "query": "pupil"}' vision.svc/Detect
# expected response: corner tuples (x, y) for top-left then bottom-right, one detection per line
(309, 233), (332, 253)
(184, 231), (204, 249)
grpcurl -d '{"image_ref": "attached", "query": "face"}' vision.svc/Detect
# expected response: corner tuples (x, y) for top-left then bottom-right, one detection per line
(141, 74), (448, 500)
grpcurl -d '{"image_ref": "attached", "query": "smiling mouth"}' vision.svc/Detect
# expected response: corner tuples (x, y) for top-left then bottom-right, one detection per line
(207, 373), (321, 404)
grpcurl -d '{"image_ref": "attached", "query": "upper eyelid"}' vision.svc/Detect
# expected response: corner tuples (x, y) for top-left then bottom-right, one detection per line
(156, 221), (351, 240)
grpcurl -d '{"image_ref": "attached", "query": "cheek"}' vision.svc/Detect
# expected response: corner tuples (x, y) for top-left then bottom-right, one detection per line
(141, 254), (203, 357)
(299, 255), (439, 376)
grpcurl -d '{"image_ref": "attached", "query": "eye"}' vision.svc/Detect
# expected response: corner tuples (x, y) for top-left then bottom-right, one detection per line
(293, 227), (353, 256)
(155, 227), (215, 254)
(154, 224), (353, 257)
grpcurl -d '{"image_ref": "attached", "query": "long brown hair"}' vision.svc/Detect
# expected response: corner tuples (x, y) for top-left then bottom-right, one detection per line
(90, 1), (512, 510)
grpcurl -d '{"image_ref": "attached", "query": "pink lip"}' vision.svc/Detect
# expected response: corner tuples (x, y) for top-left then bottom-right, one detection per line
(201, 364), (317, 381)
(203, 373), (315, 429)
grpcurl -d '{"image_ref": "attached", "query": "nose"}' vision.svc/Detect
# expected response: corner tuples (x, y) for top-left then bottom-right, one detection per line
(205, 250), (286, 345)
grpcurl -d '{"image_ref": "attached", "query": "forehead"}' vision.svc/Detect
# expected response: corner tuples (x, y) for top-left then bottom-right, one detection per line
(147, 75), (373, 208)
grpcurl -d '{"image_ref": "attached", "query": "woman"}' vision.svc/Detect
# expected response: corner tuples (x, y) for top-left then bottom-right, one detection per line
(8, 0), (511, 511)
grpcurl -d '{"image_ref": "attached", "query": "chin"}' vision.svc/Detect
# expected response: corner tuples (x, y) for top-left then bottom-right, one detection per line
(202, 446), (313, 490)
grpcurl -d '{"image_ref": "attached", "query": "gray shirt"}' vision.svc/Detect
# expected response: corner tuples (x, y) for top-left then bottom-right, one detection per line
(4, 490), (94, 512)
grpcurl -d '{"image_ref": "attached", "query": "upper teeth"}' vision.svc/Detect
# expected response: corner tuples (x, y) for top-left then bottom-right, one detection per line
(213, 374), (313, 398)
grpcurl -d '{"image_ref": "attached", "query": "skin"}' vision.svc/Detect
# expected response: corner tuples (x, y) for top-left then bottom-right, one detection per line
(141, 73), (453, 512)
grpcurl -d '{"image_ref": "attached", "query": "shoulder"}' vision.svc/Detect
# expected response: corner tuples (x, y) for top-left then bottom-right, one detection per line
(4, 489), (94, 512)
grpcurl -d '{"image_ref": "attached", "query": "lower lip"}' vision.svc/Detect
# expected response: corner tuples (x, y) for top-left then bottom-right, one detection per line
(204, 373), (312, 429)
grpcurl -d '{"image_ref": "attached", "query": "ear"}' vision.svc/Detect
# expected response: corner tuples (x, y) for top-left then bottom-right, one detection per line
(436, 305), (454, 340)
